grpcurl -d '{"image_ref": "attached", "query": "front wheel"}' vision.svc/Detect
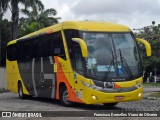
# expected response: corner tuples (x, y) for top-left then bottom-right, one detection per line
(60, 87), (72, 106)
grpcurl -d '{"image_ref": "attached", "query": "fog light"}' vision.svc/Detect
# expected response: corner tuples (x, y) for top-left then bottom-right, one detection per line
(138, 93), (142, 97)
(92, 95), (98, 100)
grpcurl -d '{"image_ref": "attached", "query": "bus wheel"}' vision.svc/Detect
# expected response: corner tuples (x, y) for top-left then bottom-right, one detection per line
(18, 82), (26, 99)
(60, 87), (72, 106)
(103, 103), (118, 108)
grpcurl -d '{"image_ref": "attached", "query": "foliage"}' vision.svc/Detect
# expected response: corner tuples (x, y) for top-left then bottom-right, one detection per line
(18, 8), (60, 37)
(10, 0), (44, 39)
(0, 19), (12, 66)
(135, 22), (160, 82)
(0, 0), (9, 15)
(0, 0), (61, 66)
(0, 88), (9, 93)
(0, 0), (10, 66)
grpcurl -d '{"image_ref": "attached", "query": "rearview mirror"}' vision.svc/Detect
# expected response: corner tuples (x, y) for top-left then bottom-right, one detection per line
(72, 38), (88, 57)
(136, 38), (151, 57)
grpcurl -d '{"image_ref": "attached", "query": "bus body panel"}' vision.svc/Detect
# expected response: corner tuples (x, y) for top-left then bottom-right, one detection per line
(80, 77), (143, 104)
(62, 21), (131, 32)
(82, 87), (143, 104)
(6, 60), (29, 95)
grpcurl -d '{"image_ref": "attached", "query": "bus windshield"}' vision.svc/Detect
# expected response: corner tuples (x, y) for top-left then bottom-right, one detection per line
(82, 32), (142, 82)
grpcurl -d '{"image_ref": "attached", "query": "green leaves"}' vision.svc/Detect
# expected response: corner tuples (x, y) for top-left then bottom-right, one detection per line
(19, 8), (60, 37)
(23, 0), (44, 14)
(136, 22), (160, 69)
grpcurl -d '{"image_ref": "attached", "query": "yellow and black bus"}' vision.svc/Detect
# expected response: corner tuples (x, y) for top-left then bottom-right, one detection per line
(6, 21), (151, 107)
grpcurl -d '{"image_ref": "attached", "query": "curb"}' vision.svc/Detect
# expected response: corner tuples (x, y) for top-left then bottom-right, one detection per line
(144, 97), (157, 100)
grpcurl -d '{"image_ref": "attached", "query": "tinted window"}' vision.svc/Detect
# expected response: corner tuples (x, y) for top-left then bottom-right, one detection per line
(64, 29), (80, 53)
(7, 44), (17, 61)
(75, 48), (83, 74)
(64, 30), (80, 68)
(17, 41), (33, 60)
(32, 38), (41, 58)
(7, 31), (66, 61)
(41, 32), (66, 59)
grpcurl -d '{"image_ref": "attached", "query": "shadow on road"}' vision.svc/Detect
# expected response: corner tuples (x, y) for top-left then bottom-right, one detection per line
(20, 96), (125, 110)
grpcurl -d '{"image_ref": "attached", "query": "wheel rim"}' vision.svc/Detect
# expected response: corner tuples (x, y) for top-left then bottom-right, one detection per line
(63, 89), (69, 104)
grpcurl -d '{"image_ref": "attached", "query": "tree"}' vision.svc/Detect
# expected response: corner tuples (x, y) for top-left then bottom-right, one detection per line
(0, 0), (10, 66)
(10, 0), (44, 39)
(19, 8), (60, 37)
(135, 21), (160, 82)
(0, 19), (11, 66)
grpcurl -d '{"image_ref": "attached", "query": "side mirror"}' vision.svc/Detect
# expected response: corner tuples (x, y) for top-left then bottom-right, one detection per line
(72, 38), (88, 57)
(136, 38), (151, 57)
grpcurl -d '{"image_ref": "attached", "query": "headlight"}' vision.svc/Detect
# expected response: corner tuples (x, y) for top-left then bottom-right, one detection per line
(81, 80), (102, 91)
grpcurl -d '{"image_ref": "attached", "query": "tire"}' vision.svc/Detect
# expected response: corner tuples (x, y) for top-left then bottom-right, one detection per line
(18, 82), (31, 99)
(60, 87), (72, 106)
(103, 103), (118, 108)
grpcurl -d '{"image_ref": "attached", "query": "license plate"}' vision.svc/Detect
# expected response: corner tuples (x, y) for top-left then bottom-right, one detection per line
(114, 96), (124, 100)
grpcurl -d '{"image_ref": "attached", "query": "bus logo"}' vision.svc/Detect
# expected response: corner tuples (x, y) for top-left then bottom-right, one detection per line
(2, 112), (11, 117)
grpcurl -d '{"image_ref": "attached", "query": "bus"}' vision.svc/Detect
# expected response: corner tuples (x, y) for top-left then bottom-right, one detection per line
(6, 21), (151, 107)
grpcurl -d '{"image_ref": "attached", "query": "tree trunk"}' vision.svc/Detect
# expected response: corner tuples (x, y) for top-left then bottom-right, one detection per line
(11, 0), (19, 40)
(0, 1), (2, 65)
(0, 24), (1, 66)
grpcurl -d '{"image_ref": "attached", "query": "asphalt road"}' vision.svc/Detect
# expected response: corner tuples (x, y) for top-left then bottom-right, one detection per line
(0, 91), (160, 120)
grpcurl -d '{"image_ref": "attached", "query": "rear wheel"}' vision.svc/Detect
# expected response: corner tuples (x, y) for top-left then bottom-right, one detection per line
(60, 86), (72, 106)
(18, 82), (31, 99)
(103, 103), (118, 108)
(18, 83), (25, 99)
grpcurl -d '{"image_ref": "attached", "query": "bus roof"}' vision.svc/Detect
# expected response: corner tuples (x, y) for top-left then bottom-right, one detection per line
(62, 21), (131, 32)
(8, 21), (131, 46)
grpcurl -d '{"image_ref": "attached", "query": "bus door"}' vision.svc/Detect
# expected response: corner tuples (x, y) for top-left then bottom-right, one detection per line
(72, 45), (84, 91)
(33, 56), (56, 98)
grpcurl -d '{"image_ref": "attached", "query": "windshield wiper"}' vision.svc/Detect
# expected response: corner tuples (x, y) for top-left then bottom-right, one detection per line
(104, 49), (115, 79)
(119, 48), (133, 79)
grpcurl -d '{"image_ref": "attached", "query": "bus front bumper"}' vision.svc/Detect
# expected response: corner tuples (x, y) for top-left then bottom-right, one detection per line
(81, 87), (143, 104)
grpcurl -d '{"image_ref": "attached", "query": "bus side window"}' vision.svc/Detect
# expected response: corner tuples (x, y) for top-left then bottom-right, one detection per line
(48, 32), (66, 60)
(53, 39), (65, 59)
(7, 44), (17, 61)
(74, 48), (83, 74)
(16, 43), (20, 60)
(41, 35), (50, 57)
(32, 39), (41, 58)
(20, 41), (32, 60)
(64, 30), (80, 69)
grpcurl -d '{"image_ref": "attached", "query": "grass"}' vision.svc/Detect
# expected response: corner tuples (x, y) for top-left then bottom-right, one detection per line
(143, 83), (160, 86)
(149, 92), (160, 98)
(0, 88), (9, 93)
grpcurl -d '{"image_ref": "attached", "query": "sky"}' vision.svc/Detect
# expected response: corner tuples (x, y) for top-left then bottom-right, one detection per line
(4, 0), (160, 30)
